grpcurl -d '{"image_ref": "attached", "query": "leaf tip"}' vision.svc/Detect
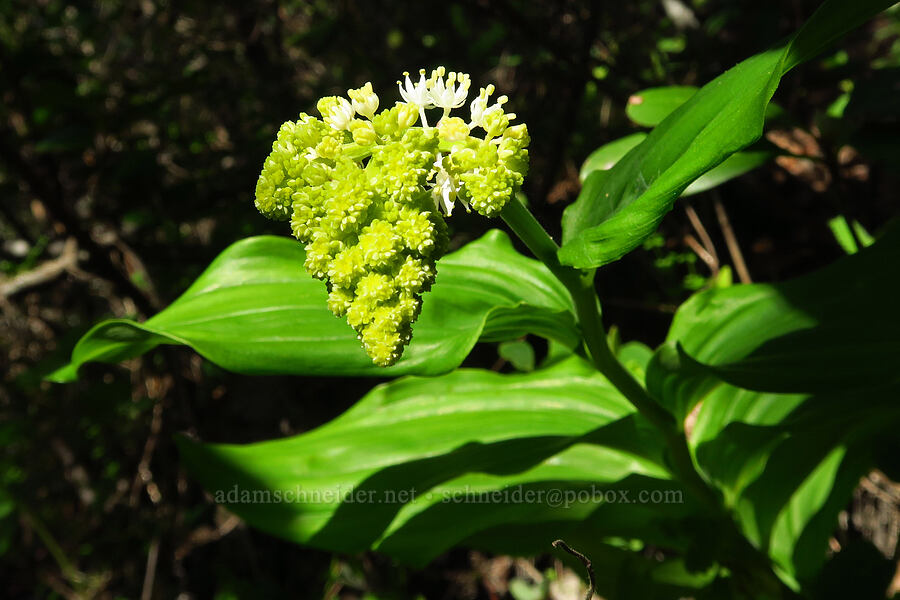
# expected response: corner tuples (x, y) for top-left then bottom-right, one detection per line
(44, 364), (79, 384)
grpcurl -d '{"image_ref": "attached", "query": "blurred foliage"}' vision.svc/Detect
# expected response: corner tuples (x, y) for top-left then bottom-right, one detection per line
(1, 0), (898, 598)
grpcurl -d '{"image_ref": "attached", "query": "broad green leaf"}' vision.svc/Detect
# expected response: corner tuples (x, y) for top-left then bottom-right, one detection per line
(176, 357), (697, 570)
(625, 85), (786, 129)
(580, 136), (774, 212)
(626, 86), (698, 127)
(651, 220), (900, 398)
(648, 222), (900, 586)
(579, 133), (647, 181)
(580, 135), (773, 198)
(560, 0), (895, 269)
(680, 149), (773, 196)
(50, 230), (578, 382)
(689, 384), (900, 584)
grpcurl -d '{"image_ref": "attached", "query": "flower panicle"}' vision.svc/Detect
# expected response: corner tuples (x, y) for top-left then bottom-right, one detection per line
(254, 66), (529, 366)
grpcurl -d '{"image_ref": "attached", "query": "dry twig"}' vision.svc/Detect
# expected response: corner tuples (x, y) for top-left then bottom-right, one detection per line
(552, 539), (595, 600)
(713, 196), (752, 283)
(684, 203), (719, 267)
(684, 234), (718, 273)
(140, 537), (160, 600)
(0, 238), (78, 298)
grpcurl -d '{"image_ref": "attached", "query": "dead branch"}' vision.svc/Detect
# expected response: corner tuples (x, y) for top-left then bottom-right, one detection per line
(684, 234), (718, 274)
(684, 203), (719, 267)
(713, 195), (752, 283)
(0, 238), (78, 298)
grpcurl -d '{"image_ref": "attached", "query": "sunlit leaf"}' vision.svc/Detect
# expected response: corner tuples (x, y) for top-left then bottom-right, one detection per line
(50, 231), (579, 381)
(560, 0), (894, 268)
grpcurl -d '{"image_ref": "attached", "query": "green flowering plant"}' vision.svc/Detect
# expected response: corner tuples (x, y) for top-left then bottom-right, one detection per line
(53, 2), (900, 597)
(254, 67), (529, 365)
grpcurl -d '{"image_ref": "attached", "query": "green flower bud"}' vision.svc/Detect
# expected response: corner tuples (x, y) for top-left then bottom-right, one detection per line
(302, 160), (331, 186)
(304, 235), (338, 279)
(254, 115), (328, 220)
(437, 116), (469, 142)
(396, 256), (434, 294)
(328, 246), (366, 287)
(358, 220), (401, 266)
(349, 119), (377, 146)
(498, 124), (531, 178)
(395, 103), (420, 130)
(327, 285), (354, 316)
(315, 135), (342, 160)
(370, 103), (419, 138)
(254, 67), (529, 366)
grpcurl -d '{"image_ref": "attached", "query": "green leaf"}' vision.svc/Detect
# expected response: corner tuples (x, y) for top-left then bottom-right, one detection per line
(689, 384), (900, 584)
(783, 0), (893, 72)
(624, 85), (787, 130)
(853, 220), (875, 248)
(580, 135), (773, 198)
(560, 0), (895, 269)
(626, 86), (698, 127)
(498, 339), (536, 371)
(652, 221), (900, 398)
(50, 230), (578, 382)
(680, 149), (773, 197)
(617, 341), (654, 381)
(649, 221), (900, 586)
(176, 357), (696, 570)
(579, 133), (647, 181)
(828, 215), (877, 254)
(827, 215), (860, 254)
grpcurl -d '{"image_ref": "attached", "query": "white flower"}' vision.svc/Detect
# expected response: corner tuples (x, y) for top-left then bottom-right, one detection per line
(468, 84), (495, 130)
(470, 87), (511, 136)
(427, 67), (471, 117)
(348, 82), (379, 119)
(430, 154), (464, 216)
(321, 97), (355, 131)
(398, 69), (433, 109)
(398, 69), (434, 127)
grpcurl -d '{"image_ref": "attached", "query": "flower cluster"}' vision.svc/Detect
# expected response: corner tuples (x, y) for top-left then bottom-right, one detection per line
(254, 67), (529, 365)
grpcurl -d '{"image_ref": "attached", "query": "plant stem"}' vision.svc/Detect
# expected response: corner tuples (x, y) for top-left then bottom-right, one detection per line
(500, 198), (794, 596)
(500, 199), (717, 507)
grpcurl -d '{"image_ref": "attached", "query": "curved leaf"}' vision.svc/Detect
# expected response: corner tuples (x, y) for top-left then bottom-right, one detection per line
(651, 220), (900, 399)
(681, 148), (773, 197)
(689, 384), (900, 584)
(560, 0), (895, 269)
(579, 135), (773, 198)
(579, 133), (647, 181)
(626, 86), (698, 127)
(176, 357), (697, 569)
(644, 220), (900, 586)
(646, 222), (900, 587)
(50, 230), (578, 381)
(624, 85), (786, 130)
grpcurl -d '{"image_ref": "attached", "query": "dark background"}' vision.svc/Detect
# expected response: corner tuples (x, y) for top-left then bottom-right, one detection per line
(1, 1), (898, 598)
